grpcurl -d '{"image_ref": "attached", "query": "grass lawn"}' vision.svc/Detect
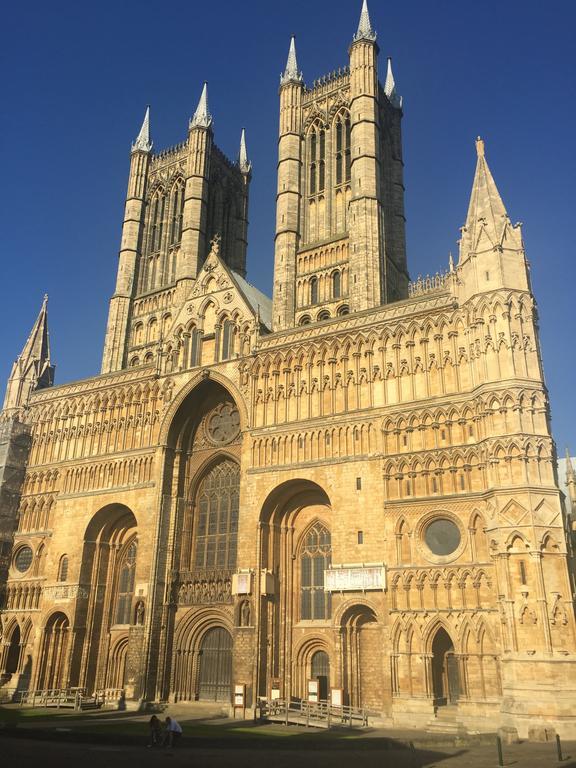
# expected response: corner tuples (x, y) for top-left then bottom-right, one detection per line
(0, 705), (406, 749)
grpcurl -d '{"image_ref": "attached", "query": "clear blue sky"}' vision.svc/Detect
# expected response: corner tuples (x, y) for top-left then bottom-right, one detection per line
(1, 1), (575, 452)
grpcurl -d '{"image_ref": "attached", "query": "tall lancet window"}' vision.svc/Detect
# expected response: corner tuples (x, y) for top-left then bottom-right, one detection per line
(335, 113), (351, 185)
(300, 522), (331, 620)
(168, 181), (185, 245)
(115, 539), (137, 625)
(319, 129), (326, 191)
(193, 461), (240, 570)
(309, 129), (317, 195)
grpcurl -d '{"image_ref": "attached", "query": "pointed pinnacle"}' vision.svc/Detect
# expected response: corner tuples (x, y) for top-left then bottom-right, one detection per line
(281, 36), (303, 85)
(132, 105), (152, 153)
(384, 57), (402, 108)
(566, 448), (575, 477)
(449, 252), (455, 272)
(476, 136), (485, 157)
(353, 0), (377, 42)
(190, 82), (212, 129)
(238, 128), (251, 173)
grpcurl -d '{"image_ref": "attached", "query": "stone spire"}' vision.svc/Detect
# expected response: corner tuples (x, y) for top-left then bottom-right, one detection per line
(459, 137), (522, 264)
(131, 105), (152, 153)
(238, 128), (251, 173)
(384, 57), (402, 108)
(281, 36), (303, 85)
(190, 82), (212, 129)
(353, 0), (377, 42)
(3, 295), (55, 412)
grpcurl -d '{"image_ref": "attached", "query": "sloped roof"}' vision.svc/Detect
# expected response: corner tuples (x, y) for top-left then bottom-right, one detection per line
(232, 270), (273, 331)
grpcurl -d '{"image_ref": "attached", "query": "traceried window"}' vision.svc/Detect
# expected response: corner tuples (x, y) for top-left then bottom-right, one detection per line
(169, 182), (185, 245)
(335, 114), (351, 185)
(300, 522), (331, 620)
(114, 539), (137, 625)
(194, 461), (239, 570)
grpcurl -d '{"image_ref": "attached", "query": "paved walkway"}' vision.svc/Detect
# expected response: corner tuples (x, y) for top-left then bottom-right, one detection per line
(2, 732), (574, 768)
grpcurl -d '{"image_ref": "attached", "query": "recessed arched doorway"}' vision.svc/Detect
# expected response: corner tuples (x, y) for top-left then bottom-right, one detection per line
(5, 624), (21, 675)
(311, 650), (330, 701)
(431, 627), (459, 706)
(37, 613), (70, 690)
(198, 627), (232, 702)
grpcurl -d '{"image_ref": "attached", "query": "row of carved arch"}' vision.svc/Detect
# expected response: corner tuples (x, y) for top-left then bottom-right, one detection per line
(391, 614), (498, 656)
(29, 409), (161, 467)
(133, 287), (177, 318)
(297, 239), (349, 273)
(384, 439), (555, 500)
(251, 289), (535, 372)
(250, 348), (539, 426)
(251, 422), (375, 467)
(4, 584), (42, 611)
(30, 381), (165, 422)
(389, 568), (494, 612)
(17, 496), (54, 533)
(297, 305), (350, 326)
(296, 267), (348, 309)
(382, 390), (548, 453)
(23, 470), (59, 497)
(131, 312), (173, 347)
(251, 327), (536, 382)
(62, 455), (154, 496)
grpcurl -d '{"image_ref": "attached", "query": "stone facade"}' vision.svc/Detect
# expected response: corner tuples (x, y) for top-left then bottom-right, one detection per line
(1, 2), (575, 738)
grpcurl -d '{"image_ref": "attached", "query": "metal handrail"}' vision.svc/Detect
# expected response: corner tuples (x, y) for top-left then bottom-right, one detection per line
(262, 697), (368, 728)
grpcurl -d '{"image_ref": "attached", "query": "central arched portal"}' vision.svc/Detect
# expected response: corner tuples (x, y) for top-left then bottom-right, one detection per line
(311, 650), (330, 701)
(198, 627), (232, 702)
(431, 627), (459, 706)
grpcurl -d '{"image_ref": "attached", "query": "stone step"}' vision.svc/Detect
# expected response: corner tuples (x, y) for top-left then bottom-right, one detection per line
(426, 716), (468, 735)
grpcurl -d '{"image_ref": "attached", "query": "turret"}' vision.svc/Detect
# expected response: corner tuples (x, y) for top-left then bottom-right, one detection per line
(348, 0), (384, 310)
(456, 137), (528, 301)
(101, 107), (152, 373)
(234, 129), (251, 277)
(272, 37), (304, 331)
(178, 83), (214, 287)
(3, 295), (55, 413)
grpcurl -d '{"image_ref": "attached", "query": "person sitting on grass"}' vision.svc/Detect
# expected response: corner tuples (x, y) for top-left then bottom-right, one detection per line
(163, 715), (183, 748)
(147, 715), (163, 747)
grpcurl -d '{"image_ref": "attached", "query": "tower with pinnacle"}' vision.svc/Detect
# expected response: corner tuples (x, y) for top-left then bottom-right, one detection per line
(272, 1), (408, 331)
(101, 87), (252, 373)
(3, 295), (55, 414)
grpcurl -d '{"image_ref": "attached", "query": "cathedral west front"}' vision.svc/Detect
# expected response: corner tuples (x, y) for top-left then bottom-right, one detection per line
(1, 2), (575, 737)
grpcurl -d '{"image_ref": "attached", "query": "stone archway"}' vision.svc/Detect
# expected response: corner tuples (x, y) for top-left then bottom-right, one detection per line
(340, 603), (380, 708)
(74, 504), (138, 694)
(431, 627), (459, 706)
(258, 479), (332, 701)
(198, 627), (233, 702)
(37, 613), (70, 690)
(310, 650), (330, 701)
(5, 623), (21, 675)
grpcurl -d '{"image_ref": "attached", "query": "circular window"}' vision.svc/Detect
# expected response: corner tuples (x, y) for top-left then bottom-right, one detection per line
(206, 403), (240, 444)
(424, 519), (461, 556)
(14, 546), (33, 573)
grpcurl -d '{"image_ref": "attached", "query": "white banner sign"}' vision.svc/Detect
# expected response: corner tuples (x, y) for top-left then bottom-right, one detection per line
(324, 565), (386, 592)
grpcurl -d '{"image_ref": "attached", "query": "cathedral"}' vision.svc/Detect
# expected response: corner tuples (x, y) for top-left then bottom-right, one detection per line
(1, 1), (575, 737)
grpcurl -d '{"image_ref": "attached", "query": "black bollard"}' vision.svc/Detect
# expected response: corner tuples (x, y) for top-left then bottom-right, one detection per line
(496, 735), (504, 767)
(556, 734), (563, 762)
